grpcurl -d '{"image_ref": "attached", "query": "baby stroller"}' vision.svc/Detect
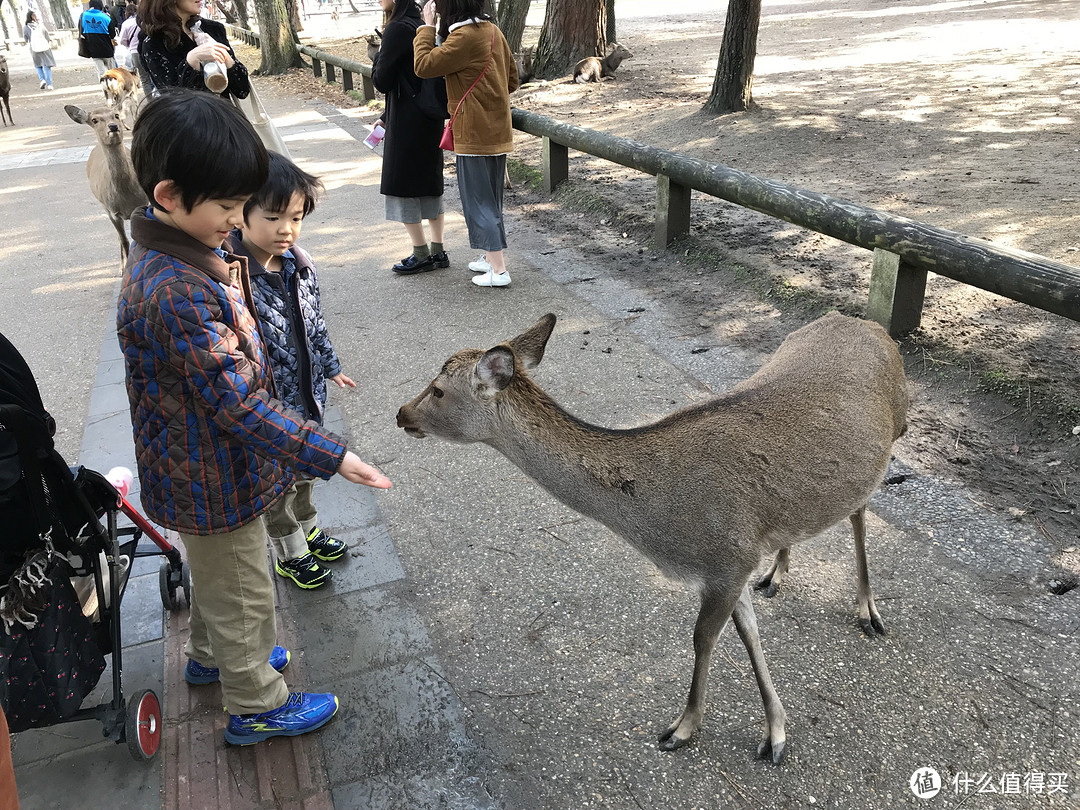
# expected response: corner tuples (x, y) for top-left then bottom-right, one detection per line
(0, 331), (190, 761)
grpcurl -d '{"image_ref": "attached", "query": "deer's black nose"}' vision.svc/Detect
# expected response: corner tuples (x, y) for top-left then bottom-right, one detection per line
(108, 124), (119, 133)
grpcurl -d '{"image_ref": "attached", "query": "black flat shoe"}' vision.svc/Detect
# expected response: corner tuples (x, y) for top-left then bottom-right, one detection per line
(430, 251), (450, 268)
(392, 254), (438, 274)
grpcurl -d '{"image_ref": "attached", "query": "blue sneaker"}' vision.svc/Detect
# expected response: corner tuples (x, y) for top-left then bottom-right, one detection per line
(185, 645), (291, 685)
(224, 691), (339, 745)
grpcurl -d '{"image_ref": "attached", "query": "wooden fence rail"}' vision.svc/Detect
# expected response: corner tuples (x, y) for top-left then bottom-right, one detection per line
(221, 24), (1080, 336)
(511, 108), (1080, 336)
(223, 24), (376, 101)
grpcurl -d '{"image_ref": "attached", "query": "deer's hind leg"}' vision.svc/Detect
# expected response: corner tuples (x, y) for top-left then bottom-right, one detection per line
(851, 506), (886, 636)
(753, 547), (791, 598)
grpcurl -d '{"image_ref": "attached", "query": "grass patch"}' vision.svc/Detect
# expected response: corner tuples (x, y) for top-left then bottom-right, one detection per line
(507, 158), (543, 190)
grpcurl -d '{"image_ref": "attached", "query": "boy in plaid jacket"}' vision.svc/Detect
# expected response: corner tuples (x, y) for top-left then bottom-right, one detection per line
(116, 90), (391, 745)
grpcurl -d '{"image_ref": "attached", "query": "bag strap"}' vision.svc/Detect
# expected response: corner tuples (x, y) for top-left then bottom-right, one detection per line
(446, 23), (497, 128)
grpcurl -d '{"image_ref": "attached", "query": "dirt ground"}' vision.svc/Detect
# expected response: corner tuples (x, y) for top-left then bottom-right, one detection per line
(246, 0), (1080, 585)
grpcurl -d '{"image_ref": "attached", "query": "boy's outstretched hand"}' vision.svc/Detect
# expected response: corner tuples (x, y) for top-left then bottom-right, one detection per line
(337, 451), (391, 489)
(330, 373), (356, 389)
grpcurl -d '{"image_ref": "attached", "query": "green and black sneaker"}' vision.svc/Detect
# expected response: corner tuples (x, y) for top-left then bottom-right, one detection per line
(275, 552), (332, 589)
(306, 527), (347, 562)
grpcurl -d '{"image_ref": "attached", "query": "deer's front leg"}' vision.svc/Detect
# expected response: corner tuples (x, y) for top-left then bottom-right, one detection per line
(731, 585), (787, 764)
(658, 586), (740, 751)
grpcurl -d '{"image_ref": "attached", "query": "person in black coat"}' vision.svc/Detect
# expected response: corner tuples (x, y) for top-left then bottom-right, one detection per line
(137, 0), (251, 99)
(371, 0), (448, 275)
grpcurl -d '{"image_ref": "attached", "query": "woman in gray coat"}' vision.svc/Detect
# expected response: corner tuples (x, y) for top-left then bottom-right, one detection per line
(23, 12), (57, 91)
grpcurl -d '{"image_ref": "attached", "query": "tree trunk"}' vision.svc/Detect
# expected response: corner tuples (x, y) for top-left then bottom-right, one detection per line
(34, 0), (56, 32)
(497, 0), (530, 53)
(532, 0), (604, 79)
(252, 0), (301, 73)
(286, 0), (303, 34)
(48, 0), (73, 29)
(605, 0), (615, 43)
(703, 0), (762, 114)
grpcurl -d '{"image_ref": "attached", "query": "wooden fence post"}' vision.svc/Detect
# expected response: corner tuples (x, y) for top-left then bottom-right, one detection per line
(866, 247), (928, 336)
(361, 73), (375, 101)
(342, 70), (353, 92)
(325, 62), (336, 83)
(311, 58), (322, 79)
(543, 137), (568, 193)
(655, 174), (691, 246)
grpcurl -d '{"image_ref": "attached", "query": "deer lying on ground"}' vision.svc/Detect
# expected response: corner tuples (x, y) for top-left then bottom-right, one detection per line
(65, 104), (148, 270)
(0, 54), (12, 127)
(573, 42), (633, 83)
(397, 312), (908, 761)
(516, 45), (535, 86)
(100, 67), (142, 129)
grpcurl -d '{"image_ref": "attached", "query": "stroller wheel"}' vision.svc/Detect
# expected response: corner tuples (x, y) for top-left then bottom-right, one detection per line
(159, 560), (190, 611)
(126, 689), (162, 760)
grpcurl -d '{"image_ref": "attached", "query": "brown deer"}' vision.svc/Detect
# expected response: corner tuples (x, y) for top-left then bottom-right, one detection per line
(573, 42), (633, 83)
(65, 104), (148, 271)
(0, 54), (12, 127)
(100, 67), (142, 129)
(397, 312), (908, 761)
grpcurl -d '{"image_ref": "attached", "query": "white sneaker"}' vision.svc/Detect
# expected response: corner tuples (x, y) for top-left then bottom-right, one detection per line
(471, 270), (511, 287)
(468, 255), (493, 273)
(39, 79), (47, 90)
(46, 84), (53, 91)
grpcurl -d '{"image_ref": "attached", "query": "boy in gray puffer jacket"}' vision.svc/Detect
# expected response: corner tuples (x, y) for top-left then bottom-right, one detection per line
(229, 153), (354, 589)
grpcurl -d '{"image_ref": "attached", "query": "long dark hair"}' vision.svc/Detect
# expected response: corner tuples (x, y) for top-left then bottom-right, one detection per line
(438, 0), (489, 39)
(24, 11), (36, 24)
(138, 0), (190, 50)
(387, 0), (420, 24)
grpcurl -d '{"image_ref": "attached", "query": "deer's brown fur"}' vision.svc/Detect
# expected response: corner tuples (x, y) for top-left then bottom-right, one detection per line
(397, 312), (908, 760)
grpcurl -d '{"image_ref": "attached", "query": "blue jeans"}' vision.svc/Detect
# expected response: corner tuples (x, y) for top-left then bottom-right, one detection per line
(34, 65), (53, 85)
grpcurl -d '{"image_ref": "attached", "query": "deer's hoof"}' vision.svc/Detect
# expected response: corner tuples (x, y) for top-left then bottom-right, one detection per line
(658, 714), (695, 751)
(753, 577), (780, 598)
(756, 736), (786, 765)
(859, 615), (887, 637)
(658, 728), (693, 751)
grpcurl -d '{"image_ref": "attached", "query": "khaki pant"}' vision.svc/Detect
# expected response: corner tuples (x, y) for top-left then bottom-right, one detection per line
(263, 479), (318, 561)
(180, 520), (288, 715)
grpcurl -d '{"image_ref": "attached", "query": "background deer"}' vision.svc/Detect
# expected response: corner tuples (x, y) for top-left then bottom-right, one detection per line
(573, 42), (633, 83)
(396, 312), (908, 762)
(0, 54), (12, 126)
(65, 104), (147, 271)
(100, 67), (142, 129)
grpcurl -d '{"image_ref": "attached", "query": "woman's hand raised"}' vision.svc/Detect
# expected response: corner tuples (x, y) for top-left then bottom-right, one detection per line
(421, 0), (436, 26)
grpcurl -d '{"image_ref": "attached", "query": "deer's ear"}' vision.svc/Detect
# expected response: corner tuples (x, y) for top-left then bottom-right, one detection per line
(64, 105), (89, 125)
(476, 346), (515, 393)
(508, 313), (556, 369)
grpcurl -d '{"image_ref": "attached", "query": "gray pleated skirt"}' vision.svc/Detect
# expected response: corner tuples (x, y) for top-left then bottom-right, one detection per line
(32, 49), (56, 68)
(384, 195), (444, 223)
(456, 154), (507, 252)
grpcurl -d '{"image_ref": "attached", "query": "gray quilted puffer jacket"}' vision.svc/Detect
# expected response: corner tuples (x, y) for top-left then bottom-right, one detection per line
(229, 234), (343, 424)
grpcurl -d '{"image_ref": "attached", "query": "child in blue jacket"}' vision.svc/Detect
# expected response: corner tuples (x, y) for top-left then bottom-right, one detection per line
(227, 153), (353, 589)
(117, 90), (391, 746)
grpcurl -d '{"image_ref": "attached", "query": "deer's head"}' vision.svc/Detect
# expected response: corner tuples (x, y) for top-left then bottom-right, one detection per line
(65, 104), (126, 147)
(396, 314), (557, 443)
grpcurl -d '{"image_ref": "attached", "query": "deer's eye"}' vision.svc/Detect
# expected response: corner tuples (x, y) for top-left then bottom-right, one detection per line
(431, 386), (443, 399)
